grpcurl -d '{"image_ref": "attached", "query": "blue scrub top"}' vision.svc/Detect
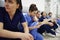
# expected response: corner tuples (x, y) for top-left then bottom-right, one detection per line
(0, 7), (26, 40)
(56, 19), (60, 25)
(24, 14), (34, 26)
(47, 16), (51, 19)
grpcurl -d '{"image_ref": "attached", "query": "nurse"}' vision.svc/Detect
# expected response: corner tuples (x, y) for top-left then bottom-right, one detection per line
(57, 18), (60, 25)
(38, 11), (58, 37)
(24, 4), (44, 40)
(0, 0), (33, 40)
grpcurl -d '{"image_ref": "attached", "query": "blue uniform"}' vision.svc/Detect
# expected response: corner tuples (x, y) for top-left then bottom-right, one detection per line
(47, 16), (51, 19)
(0, 7), (26, 40)
(56, 19), (60, 25)
(24, 14), (44, 40)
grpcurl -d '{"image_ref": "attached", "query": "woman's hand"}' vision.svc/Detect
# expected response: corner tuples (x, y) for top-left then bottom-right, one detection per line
(33, 16), (38, 22)
(21, 33), (34, 40)
(43, 19), (49, 24)
(48, 22), (54, 26)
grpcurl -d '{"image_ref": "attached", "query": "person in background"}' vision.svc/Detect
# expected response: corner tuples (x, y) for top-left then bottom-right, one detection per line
(56, 15), (60, 25)
(38, 11), (58, 37)
(47, 12), (58, 34)
(0, 0), (34, 40)
(24, 4), (46, 40)
(36, 11), (41, 19)
(47, 12), (60, 36)
(47, 12), (56, 22)
(47, 12), (52, 19)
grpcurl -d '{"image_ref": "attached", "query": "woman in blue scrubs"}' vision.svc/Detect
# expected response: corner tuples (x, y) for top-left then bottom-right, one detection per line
(56, 18), (60, 25)
(24, 4), (44, 40)
(0, 0), (33, 40)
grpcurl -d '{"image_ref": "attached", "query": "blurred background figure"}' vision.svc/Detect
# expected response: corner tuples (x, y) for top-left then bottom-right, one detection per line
(36, 11), (41, 19)
(47, 12), (52, 19)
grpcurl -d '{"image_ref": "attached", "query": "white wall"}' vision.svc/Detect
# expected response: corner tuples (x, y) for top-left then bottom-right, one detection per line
(58, 3), (60, 16)
(0, 0), (4, 7)
(22, 0), (45, 12)
(50, 0), (57, 18)
(0, 0), (45, 12)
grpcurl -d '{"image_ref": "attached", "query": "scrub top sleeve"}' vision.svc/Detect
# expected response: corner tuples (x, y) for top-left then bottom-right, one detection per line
(23, 15), (28, 22)
(20, 13), (26, 23)
(0, 8), (3, 22)
(39, 18), (43, 22)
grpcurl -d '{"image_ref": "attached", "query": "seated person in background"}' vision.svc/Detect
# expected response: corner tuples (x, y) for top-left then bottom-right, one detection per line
(47, 12), (52, 19)
(24, 4), (46, 40)
(38, 11), (58, 37)
(55, 16), (60, 33)
(47, 12), (60, 34)
(47, 12), (58, 30)
(36, 11), (41, 19)
(47, 12), (56, 22)
(0, 0), (34, 40)
(56, 16), (60, 25)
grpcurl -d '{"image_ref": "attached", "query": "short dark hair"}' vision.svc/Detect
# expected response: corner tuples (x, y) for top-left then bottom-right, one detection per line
(41, 12), (43, 15)
(37, 11), (40, 14)
(16, 0), (22, 10)
(29, 4), (38, 12)
(48, 12), (52, 15)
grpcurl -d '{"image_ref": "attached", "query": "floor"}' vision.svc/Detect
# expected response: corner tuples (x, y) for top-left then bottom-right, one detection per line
(44, 34), (60, 40)
(44, 26), (60, 40)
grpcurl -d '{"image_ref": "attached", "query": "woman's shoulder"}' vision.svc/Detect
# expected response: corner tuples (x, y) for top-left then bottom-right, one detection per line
(0, 7), (5, 10)
(0, 7), (6, 12)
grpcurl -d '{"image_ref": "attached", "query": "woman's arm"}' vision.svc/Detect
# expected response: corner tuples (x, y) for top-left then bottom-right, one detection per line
(0, 29), (25, 39)
(29, 22), (44, 30)
(22, 22), (34, 40)
(0, 22), (33, 40)
(47, 22), (54, 26)
(22, 22), (29, 33)
(0, 22), (24, 39)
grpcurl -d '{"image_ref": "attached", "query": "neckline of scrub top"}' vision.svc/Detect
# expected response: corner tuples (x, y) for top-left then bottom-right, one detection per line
(5, 9), (20, 23)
